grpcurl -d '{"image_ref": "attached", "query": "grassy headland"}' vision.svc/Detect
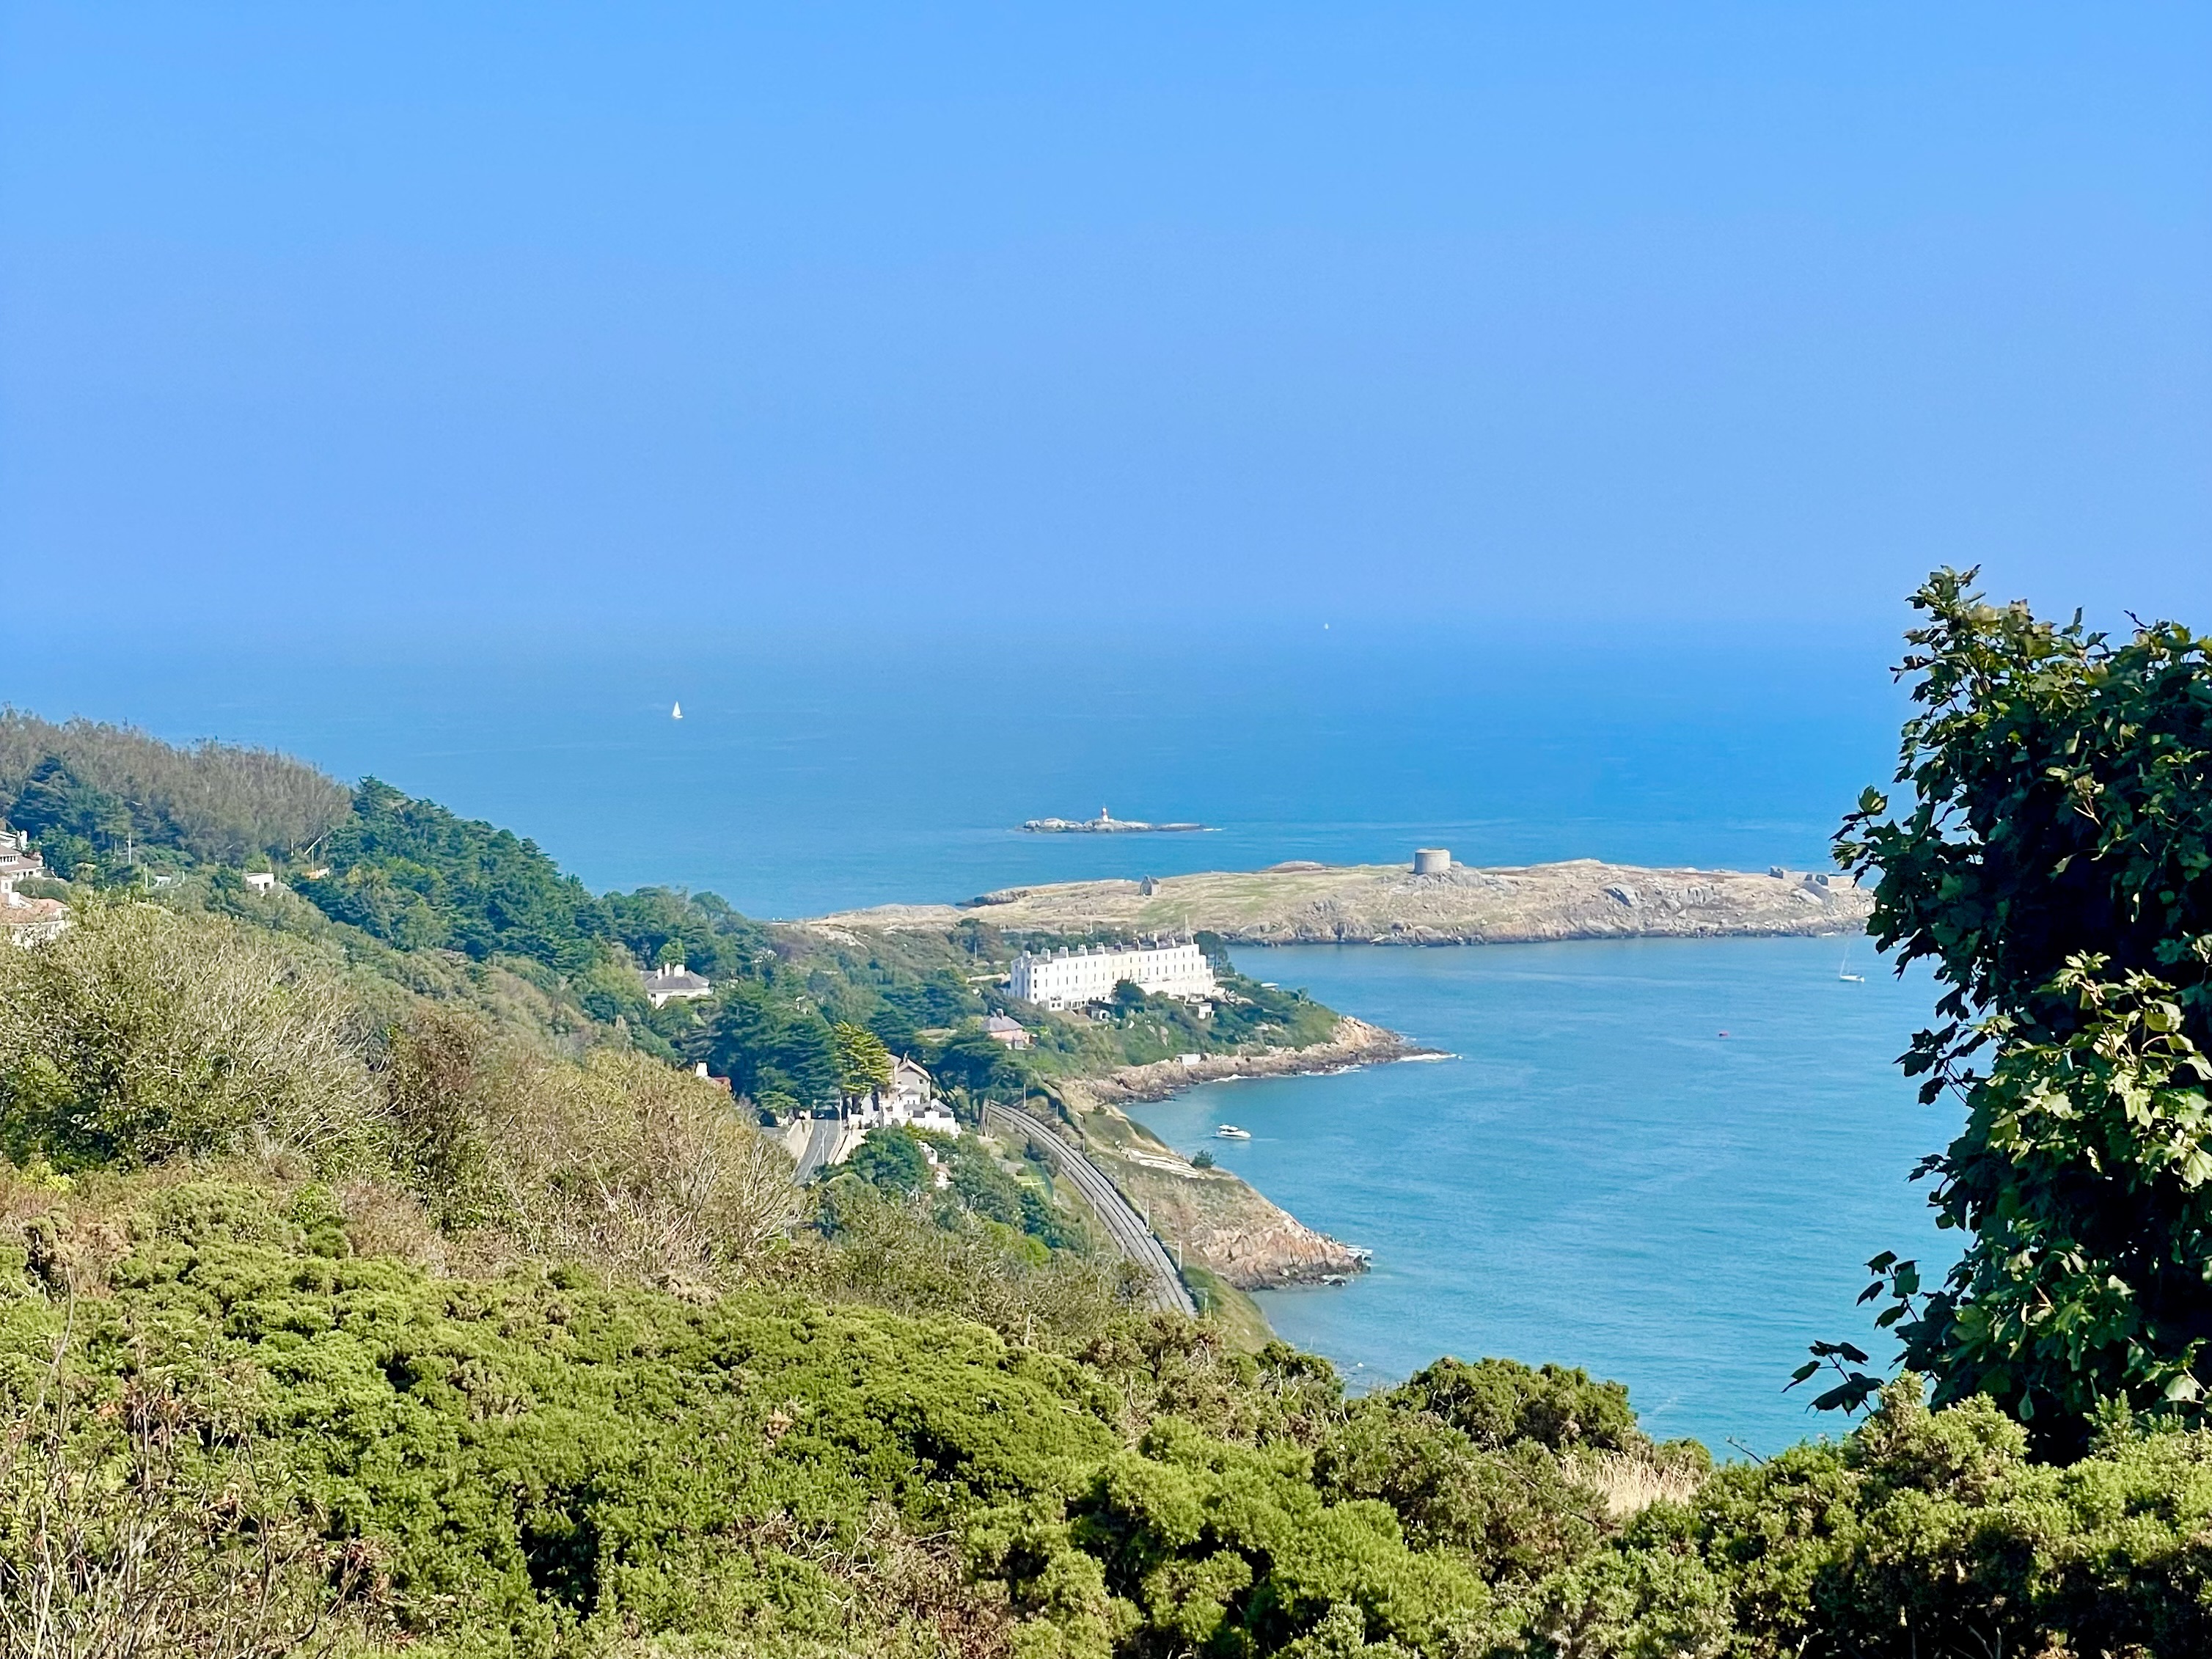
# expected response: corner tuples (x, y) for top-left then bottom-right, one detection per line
(817, 857), (1874, 946)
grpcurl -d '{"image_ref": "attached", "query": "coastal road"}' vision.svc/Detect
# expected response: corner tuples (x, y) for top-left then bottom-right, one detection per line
(981, 1102), (1197, 1318)
(791, 1117), (844, 1185)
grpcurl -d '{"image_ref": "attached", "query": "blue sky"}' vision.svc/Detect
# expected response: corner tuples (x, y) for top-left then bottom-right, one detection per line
(3, 3), (2207, 652)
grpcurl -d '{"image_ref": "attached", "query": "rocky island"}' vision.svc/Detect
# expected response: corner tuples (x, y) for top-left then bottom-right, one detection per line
(1020, 807), (1214, 833)
(819, 854), (1873, 943)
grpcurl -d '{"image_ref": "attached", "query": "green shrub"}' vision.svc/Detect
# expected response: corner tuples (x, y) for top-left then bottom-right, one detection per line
(0, 901), (376, 1171)
(1391, 1358), (1644, 1457)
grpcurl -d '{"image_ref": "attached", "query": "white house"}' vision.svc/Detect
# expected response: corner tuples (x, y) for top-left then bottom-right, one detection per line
(0, 872), (67, 947)
(642, 962), (713, 1008)
(0, 829), (67, 947)
(859, 1055), (960, 1135)
(1007, 935), (1218, 1011)
(243, 871), (279, 895)
(0, 832), (48, 890)
(0, 893), (67, 946)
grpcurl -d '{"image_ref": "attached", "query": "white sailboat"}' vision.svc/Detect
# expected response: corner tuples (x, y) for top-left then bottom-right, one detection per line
(1838, 942), (1864, 983)
(670, 702), (684, 720)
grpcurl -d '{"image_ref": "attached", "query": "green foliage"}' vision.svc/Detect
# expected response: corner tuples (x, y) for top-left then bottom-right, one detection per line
(844, 1126), (933, 1196)
(931, 1027), (1026, 1100)
(1550, 1377), (2212, 1659)
(1389, 1358), (1644, 1457)
(1038, 1416), (1489, 1658)
(600, 885), (772, 984)
(0, 708), (351, 871)
(805, 1180), (1144, 1354)
(832, 1020), (895, 1106)
(0, 900), (376, 1171)
(833, 1127), (1085, 1256)
(1836, 571), (2212, 1449)
(0, 1180), (1129, 1655)
(6, 756), (131, 863)
(1316, 1409), (1598, 1592)
(300, 780), (612, 973)
(710, 983), (841, 1108)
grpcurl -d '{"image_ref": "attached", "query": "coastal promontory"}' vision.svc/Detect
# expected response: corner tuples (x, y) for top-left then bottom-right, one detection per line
(816, 856), (1872, 945)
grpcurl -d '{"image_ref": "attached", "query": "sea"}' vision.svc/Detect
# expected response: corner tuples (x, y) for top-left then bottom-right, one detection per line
(1134, 940), (1947, 1454)
(7, 626), (1947, 1453)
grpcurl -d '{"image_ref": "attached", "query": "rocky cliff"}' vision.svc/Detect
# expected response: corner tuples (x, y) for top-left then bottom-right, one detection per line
(1052, 1019), (1396, 1291)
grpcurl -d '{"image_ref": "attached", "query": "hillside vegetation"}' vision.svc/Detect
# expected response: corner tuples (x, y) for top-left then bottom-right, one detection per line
(1, 712), (1343, 1114)
(0, 710), (349, 875)
(6, 572), (2212, 1654)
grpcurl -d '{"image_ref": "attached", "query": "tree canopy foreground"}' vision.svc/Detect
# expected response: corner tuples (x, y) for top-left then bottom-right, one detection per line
(1815, 570), (2212, 1452)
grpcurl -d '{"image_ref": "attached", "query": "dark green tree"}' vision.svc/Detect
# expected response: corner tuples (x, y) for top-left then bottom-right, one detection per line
(10, 758), (131, 859)
(831, 1022), (893, 1113)
(841, 1127), (931, 1196)
(708, 986), (839, 1109)
(1812, 570), (2212, 1451)
(302, 780), (611, 972)
(928, 1029), (1022, 1099)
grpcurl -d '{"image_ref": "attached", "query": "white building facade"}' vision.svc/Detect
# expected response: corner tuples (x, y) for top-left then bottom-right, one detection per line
(1008, 937), (1218, 1011)
(858, 1055), (959, 1135)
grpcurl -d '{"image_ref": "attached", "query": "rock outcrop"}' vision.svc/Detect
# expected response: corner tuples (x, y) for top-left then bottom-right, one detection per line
(1081, 1017), (1417, 1107)
(1055, 1023), (1393, 1291)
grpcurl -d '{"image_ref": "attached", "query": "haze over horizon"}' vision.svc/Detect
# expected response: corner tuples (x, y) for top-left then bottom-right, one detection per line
(3, 2), (2207, 664)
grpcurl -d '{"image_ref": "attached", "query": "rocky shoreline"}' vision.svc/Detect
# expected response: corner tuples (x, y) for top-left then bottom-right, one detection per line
(1079, 1015), (1427, 1107)
(1055, 1016), (1413, 1292)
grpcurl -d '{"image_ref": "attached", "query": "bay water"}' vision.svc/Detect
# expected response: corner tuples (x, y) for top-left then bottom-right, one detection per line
(1134, 939), (1947, 1455)
(5, 630), (1947, 1451)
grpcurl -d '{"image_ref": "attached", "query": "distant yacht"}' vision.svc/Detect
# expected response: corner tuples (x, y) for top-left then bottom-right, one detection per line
(1837, 942), (1864, 983)
(1214, 1124), (1251, 1140)
(671, 702), (683, 720)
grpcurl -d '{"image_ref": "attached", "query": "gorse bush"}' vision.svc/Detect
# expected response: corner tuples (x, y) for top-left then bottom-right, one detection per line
(5, 1176), (2211, 1658)
(0, 1319), (389, 1658)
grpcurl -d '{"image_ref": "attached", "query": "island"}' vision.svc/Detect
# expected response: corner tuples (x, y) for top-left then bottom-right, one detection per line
(816, 853), (1874, 944)
(1020, 807), (1214, 833)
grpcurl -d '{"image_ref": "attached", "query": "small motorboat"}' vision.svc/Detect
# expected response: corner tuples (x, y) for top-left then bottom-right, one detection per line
(1214, 1125), (1251, 1140)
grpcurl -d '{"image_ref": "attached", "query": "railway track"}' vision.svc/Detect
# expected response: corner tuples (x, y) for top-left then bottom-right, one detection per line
(981, 1102), (1196, 1317)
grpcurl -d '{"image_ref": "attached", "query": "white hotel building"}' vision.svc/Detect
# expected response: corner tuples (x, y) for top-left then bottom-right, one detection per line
(1007, 937), (1219, 1011)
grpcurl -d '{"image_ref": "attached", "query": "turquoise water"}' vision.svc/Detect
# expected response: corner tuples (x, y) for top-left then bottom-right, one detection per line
(1131, 938), (1950, 1456)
